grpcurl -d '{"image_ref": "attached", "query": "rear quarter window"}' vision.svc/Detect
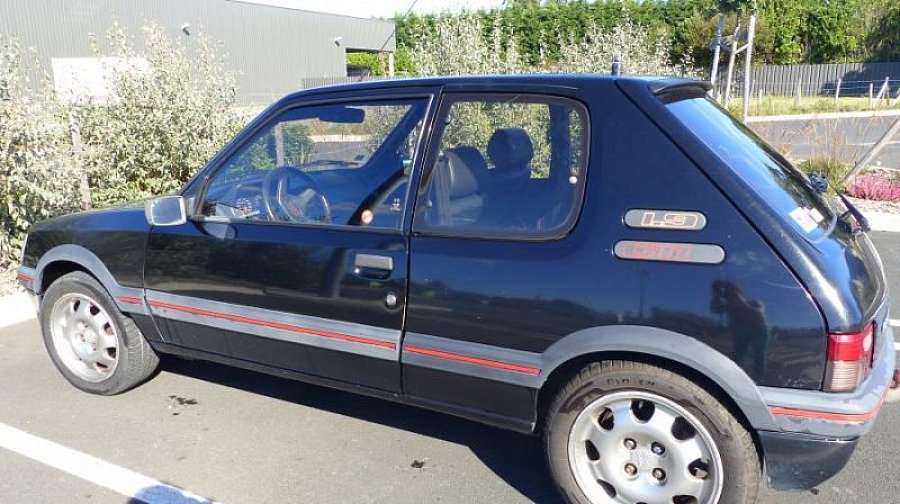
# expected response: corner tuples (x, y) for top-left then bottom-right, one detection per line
(666, 97), (835, 240)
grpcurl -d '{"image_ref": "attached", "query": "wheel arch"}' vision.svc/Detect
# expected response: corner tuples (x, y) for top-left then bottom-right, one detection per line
(535, 326), (778, 435)
(34, 245), (145, 314)
(38, 260), (92, 294)
(36, 245), (119, 294)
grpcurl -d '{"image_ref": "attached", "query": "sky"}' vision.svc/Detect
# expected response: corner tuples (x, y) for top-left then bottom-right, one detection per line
(235, 0), (507, 19)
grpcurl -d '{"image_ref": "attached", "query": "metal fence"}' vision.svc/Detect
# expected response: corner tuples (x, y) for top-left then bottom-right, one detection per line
(750, 62), (900, 97)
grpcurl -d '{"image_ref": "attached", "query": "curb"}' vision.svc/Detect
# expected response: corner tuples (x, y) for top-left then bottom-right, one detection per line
(0, 292), (35, 328)
(746, 109), (900, 124)
(865, 211), (900, 233)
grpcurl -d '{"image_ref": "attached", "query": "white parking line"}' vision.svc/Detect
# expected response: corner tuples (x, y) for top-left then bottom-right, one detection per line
(0, 422), (215, 504)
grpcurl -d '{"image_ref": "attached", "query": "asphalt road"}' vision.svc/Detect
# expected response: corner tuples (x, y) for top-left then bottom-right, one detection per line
(751, 115), (900, 169)
(0, 233), (898, 504)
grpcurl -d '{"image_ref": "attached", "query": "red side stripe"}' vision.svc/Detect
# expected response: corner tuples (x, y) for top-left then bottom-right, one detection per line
(769, 392), (886, 423)
(17, 273), (33, 283)
(404, 345), (540, 375)
(148, 300), (395, 350)
(116, 296), (144, 305)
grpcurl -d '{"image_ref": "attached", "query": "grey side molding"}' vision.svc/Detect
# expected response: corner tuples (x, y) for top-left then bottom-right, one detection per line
(539, 325), (778, 431)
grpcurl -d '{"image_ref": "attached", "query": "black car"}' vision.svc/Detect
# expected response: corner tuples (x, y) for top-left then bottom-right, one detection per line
(17, 75), (895, 504)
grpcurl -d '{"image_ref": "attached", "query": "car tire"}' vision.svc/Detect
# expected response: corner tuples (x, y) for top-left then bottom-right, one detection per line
(544, 360), (759, 504)
(40, 271), (159, 395)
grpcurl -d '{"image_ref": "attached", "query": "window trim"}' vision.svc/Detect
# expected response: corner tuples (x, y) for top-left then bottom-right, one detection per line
(192, 92), (437, 234)
(412, 92), (591, 242)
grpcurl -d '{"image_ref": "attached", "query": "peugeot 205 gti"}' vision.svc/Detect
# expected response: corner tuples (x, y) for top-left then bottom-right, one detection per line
(18, 75), (895, 504)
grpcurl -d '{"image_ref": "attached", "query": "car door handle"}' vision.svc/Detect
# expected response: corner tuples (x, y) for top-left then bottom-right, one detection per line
(354, 254), (393, 272)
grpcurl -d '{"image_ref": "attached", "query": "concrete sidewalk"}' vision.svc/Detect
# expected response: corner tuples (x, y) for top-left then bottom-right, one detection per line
(0, 292), (35, 328)
(745, 108), (900, 124)
(867, 211), (900, 233)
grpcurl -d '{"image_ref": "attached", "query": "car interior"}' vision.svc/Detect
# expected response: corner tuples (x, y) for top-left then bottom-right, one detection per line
(423, 125), (579, 235)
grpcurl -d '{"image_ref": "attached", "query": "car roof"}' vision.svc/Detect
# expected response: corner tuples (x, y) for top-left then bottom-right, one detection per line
(276, 74), (703, 104)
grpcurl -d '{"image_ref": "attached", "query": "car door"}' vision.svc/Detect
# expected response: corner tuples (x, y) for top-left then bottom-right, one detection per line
(143, 88), (437, 392)
(403, 89), (592, 418)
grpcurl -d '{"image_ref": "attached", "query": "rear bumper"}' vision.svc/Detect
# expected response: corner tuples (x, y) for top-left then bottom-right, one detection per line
(756, 301), (893, 490)
(759, 305), (895, 438)
(759, 431), (858, 490)
(757, 303), (896, 490)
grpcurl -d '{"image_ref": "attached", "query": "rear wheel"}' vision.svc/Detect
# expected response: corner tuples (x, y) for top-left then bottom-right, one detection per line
(40, 271), (159, 395)
(544, 360), (759, 504)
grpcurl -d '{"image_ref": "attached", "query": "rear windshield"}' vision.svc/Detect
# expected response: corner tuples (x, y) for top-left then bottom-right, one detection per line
(666, 97), (835, 239)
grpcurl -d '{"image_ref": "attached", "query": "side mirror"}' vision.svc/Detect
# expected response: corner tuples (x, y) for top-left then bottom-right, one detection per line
(145, 196), (187, 227)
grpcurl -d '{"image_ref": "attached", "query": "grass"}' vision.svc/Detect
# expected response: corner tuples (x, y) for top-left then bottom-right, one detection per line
(726, 96), (900, 117)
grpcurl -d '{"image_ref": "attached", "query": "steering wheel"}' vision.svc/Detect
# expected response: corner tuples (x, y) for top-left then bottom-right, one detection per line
(261, 166), (332, 224)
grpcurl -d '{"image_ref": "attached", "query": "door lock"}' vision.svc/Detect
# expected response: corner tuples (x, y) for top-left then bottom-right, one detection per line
(385, 291), (398, 308)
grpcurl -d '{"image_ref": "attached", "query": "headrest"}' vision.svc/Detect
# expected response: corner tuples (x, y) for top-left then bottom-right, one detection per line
(443, 149), (480, 199)
(487, 128), (534, 170)
(446, 146), (488, 176)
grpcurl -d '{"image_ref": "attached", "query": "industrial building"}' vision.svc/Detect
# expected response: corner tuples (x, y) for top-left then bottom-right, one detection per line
(0, 0), (396, 105)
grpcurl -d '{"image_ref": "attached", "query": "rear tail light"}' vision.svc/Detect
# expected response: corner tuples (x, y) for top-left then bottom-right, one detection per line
(824, 323), (875, 392)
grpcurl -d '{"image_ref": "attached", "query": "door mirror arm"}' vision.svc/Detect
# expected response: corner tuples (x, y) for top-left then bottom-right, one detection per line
(183, 196), (199, 219)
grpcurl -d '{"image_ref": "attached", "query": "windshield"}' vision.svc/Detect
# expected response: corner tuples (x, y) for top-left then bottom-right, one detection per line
(666, 97), (836, 240)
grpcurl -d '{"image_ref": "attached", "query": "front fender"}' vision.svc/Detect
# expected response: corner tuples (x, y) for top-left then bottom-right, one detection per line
(32, 244), (147, 315)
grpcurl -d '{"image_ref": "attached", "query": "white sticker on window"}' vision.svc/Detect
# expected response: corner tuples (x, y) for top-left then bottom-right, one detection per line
(808, 207), (824, 224)
(789, 207), (818, 233)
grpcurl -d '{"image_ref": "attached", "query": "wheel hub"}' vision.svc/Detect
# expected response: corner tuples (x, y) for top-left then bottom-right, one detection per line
(49, 293), (120, 383)
(567, 390), (723, 504)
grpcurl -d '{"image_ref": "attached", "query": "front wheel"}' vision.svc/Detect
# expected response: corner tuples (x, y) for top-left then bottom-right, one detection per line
(40, 271), (159, 395)
(544, 360), (759, 504)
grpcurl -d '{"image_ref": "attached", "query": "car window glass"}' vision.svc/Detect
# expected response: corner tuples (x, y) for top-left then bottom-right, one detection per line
(666, 97), (836, 238)
(201, 99), (428, 229)
(414, 94), (588, 239)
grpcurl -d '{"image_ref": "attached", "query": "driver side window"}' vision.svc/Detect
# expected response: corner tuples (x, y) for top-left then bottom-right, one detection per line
(201, 98), (428, 229)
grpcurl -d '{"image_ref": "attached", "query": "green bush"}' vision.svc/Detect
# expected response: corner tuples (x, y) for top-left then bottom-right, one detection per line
(1, 25), (243, 270)
(408, 13), (694, 77)
(797, 157), (851, 192)
(346, 52), (387, 76)
(78, 24), (242, 207)
(0, 37), (81, 270)
(406, 14), (693, 167)
(396, 0), (898, 66)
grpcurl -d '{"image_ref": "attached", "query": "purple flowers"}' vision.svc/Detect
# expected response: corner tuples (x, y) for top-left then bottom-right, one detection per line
(847, 175), (900, 202)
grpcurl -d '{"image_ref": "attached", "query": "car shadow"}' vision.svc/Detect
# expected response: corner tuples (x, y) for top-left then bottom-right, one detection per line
(157, 356), (564, 504)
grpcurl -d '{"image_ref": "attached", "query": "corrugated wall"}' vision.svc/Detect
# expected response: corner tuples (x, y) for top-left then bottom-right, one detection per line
(0, 0), (395, 105)
(750, 62), (900, 97)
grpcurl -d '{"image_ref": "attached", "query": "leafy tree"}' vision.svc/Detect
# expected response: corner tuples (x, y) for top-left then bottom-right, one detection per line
(866, 0), (900, 61)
